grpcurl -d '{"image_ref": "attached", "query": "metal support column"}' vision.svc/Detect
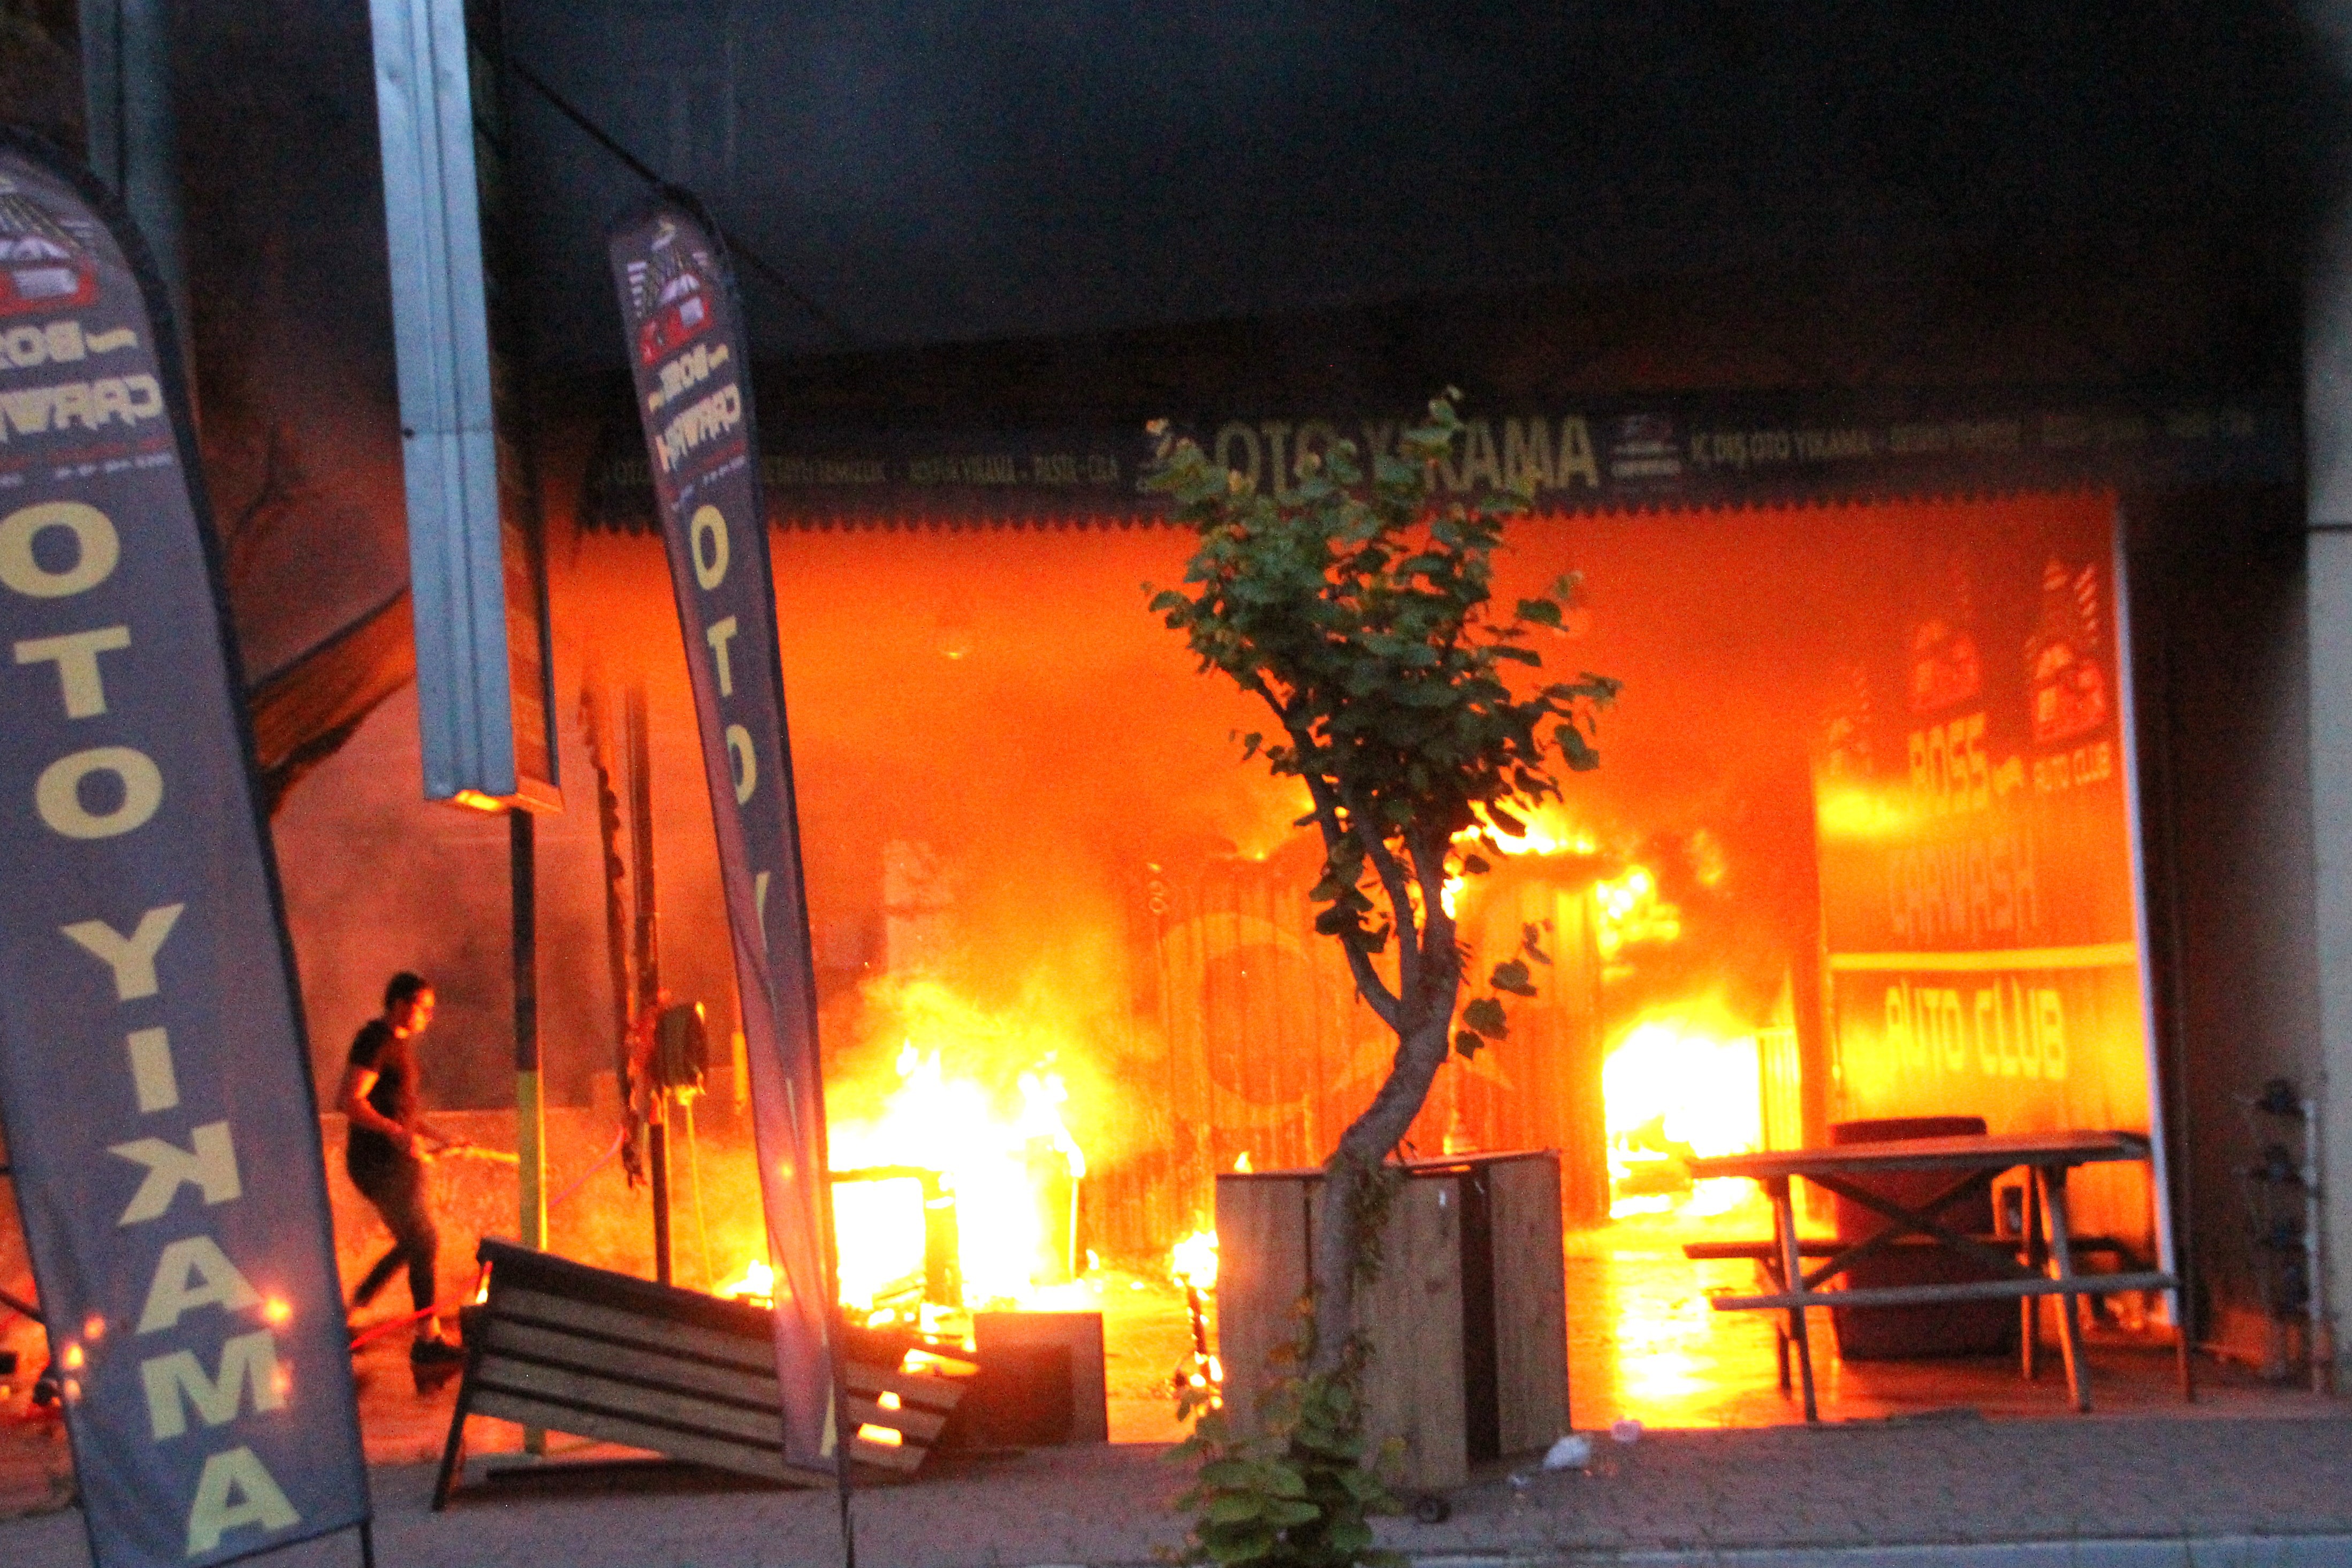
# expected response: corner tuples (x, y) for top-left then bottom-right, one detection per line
(511, 805), (546, 1452)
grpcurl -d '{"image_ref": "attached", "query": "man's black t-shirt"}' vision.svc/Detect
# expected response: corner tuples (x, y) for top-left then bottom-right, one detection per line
(346, 1019), (416, 1173)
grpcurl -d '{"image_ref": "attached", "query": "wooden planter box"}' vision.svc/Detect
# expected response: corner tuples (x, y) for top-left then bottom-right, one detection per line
(1214, 1150), (1566, 1492)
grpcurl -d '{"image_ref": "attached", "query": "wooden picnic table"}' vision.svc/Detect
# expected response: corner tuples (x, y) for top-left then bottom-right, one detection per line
(1684, 1129), (2181, 1421)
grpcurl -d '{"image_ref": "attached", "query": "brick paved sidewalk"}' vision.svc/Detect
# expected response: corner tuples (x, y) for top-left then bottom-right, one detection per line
(4, 1413), (2351, 1568)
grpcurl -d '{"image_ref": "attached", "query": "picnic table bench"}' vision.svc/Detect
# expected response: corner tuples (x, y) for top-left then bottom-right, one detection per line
(1683, 1130), (2180, 1421)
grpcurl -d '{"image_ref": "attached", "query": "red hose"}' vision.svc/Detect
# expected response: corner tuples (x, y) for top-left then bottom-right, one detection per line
(347, 1261), (490, 1351)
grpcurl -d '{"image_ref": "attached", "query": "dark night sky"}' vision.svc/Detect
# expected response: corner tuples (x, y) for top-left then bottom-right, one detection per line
(498, 0), (2351, 364)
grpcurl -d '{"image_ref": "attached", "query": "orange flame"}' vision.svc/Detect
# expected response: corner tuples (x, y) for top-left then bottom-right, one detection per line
(721, 1258), (774, 1303)
(828, 1044), (1086, 1311)
(1481, 805), (1600, 859)
(1171, 1229), (1219, 1290)
(1602, 1014), (1763, 1220)
(1594, 866), (1678, 960)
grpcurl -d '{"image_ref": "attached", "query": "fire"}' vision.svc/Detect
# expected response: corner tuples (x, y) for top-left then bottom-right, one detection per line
(1594, 866), (1679, 960)
(1170, 1228), (1222, 1397)
(721, 1258), (774, 1303)
(1601, 1015), (1764, 1220)
(1484, 805), (1600, 859)
(1171, 1228), (1219, 1290)
(826, 1042), (1087, 1314)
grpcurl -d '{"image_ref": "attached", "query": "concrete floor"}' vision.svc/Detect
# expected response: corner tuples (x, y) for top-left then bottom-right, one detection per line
(11, 1414), (2352, 1568)
(1558, 1199), (2335, 1430)
(1, 1204), (2338, 1533)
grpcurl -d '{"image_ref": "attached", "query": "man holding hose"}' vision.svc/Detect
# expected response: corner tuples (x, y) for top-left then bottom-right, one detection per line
(339, 971), (465, 1365)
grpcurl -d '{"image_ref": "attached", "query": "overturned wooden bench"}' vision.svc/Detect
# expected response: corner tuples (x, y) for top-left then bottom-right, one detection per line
(432, 1239), (963, 1508)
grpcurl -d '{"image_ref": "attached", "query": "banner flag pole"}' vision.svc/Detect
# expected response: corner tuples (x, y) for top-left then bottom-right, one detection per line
(605, 192), (848, 1550)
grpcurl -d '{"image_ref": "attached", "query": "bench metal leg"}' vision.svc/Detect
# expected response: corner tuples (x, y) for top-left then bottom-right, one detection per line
(430, 1341), (484, 1511)
(2175, 1275), (2196, 1403)
(2021, 1173), (2044, 1382)
(1754, 1244), (1793, 1392)
(1771, 1177), (1817, 1422)
(2041, 1166), (2091, 1412)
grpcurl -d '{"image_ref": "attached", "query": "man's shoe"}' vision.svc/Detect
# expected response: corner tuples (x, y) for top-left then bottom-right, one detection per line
(409, 1337), (465, 1367)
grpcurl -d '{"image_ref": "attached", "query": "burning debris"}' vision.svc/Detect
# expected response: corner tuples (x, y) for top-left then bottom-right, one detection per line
(1602, 1015), (1766, 1220)
(717, 1007), (1092, 1343)
(1170, 1229), (1221, 1399)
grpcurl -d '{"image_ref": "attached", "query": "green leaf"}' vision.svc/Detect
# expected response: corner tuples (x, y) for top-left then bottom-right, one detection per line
(1463, 996), (1508, 1037)
(1208, 1494), (1267, 1524)
(1205, 1526), (1277, 1564)
(1459, 853), (1490, 876)
(1490, 958), (1537, 997)
(1516, 596), (1563, 628)
(1453, 1030), (1483, 1059)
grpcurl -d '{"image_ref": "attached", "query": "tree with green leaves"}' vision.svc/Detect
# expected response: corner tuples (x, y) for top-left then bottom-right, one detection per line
(1147, 395), (1617, 1564)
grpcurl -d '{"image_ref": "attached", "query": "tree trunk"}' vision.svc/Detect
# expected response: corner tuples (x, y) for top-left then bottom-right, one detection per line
(1304, 1007), (1456, 1376)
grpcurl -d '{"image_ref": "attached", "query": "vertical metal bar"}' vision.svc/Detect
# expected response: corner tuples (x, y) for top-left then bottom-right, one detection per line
(80, 0), (125, 190)
(649, 1116), (673, 1288)
(2022, 1170), (2044, 1382)
(624, 685), (670, 1284)
(2112, 510), (2191, 1381)
(2307, 1093), (2331, 1394)
(682, 1092), (712, 1290)
(510, 805), (545, 1455)
(81, 0), (194, 387)
(369, 0), (513, 798)
(626, 684), (660, 1003)
(580, 687), (634, 1117)
(1772, 1176), (1817, 1422)
(2042, 1165), (2091, 1412)
(358, 1519), (377, 1568)
(2154, 639), (2198, 1404)
(512, 806), (543, 1246)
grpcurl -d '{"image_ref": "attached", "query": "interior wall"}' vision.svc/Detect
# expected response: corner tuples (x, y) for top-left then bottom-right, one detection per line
(2125, 487), (2321, 1357)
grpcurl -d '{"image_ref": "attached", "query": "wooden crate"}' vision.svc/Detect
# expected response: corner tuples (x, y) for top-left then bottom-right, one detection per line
(1214, 1150), (1566, 1492)
(971, 1310), (1108, 1443)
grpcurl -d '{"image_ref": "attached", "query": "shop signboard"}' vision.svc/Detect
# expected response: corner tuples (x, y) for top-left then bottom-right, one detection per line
(1810, 500), (2164, 1255)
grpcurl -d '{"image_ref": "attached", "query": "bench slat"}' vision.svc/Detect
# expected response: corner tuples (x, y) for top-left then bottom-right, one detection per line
(475, 1355), (786, 1445)
(495, 1286), (778, 1372)
(846, 1394), (949, 1443)
(850, 1433), (927, 1471)
(465, 1388), (823, 1487)
(1683, 1235), (2141, 1262)
(1709, 1270), (2177, 1312)
(842, 1363), (965, 1413)
(483, 1319), (780, 1407)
